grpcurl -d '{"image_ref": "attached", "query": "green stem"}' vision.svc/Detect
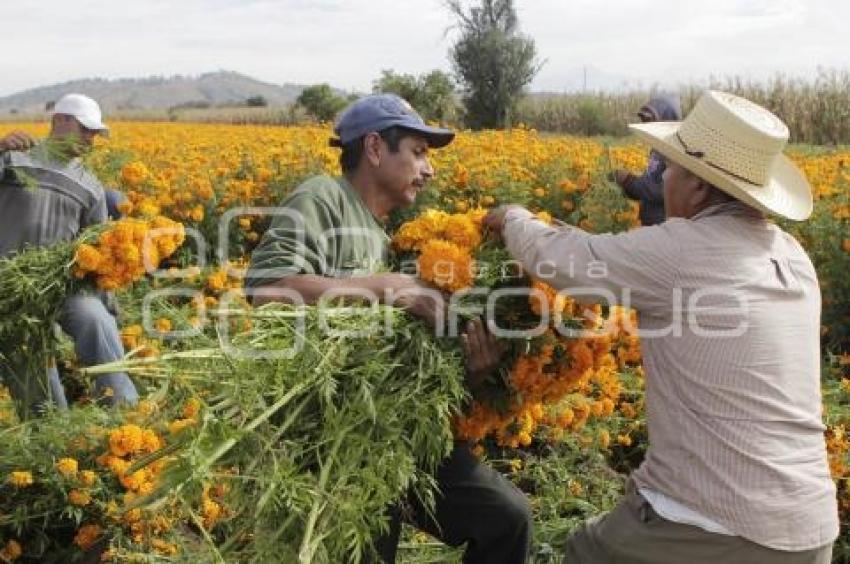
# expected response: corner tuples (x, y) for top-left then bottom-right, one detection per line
(298, 428), (348, 564)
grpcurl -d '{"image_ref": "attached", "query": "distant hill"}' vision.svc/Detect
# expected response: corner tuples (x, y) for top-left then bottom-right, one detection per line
(0, 71), (329, 114)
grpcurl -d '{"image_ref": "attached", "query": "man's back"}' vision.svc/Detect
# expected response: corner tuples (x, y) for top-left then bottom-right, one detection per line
(0, 148), (106, 258)
(634, 203), (836, 550)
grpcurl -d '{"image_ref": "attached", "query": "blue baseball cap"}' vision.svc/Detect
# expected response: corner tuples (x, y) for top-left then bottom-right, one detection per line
(332, 94), (455, 148)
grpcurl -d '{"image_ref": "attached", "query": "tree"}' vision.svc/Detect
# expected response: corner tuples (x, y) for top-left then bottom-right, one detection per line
(245, 95), (268, 107)
(447, 0), (542, 129)
(296, 84), (347, 122)
(372, 69), (459, 123)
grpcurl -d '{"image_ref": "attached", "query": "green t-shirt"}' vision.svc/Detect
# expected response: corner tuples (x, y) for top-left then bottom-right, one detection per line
(245, 175), (389, 290)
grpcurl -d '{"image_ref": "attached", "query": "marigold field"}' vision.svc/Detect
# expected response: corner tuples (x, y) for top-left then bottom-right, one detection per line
(1, 121), (849, 563)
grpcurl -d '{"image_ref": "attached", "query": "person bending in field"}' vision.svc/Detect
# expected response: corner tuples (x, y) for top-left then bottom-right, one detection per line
(246, 94), (532, 564)
(486, 91), (837, 564)
(612, 92), (682, 226)
(0, 94), (138, 412)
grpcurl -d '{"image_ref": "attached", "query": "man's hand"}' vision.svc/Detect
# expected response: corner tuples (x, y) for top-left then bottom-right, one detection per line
(461, 318), (503, 393)
(380, 273), (447, 327)
(0, 131), (36, 152)
(483, 204), (526, 236)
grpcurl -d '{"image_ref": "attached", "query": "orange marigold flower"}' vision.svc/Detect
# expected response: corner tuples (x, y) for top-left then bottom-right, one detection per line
(68, 489), (92, 507)
(120, 161), (150, 187)
(73, 244), (103, 273)
(417, 239), (474, 292)
(108, 424), (144, 457)
(0, 539), (22, 561)
(73, 524), (103, 550)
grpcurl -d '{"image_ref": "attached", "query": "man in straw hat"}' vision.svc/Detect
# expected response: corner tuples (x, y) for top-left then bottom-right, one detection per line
(0, 93), (139, 412)
(484, 90), (837, 563)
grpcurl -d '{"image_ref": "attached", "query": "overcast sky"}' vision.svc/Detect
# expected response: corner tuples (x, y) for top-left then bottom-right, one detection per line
(3, 0), (848, 97)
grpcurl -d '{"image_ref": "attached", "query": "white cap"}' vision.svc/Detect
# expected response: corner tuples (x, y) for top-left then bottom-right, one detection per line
(52, 93), (109, 136)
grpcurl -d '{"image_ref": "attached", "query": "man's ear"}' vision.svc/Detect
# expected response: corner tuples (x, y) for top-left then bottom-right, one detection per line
(363, 132), (382, 168)
(689, 178), (714, 208)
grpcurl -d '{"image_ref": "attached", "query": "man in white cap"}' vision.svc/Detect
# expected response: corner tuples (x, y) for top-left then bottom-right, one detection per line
(484, 91), (837, 563)
(0, 93), (138, 412)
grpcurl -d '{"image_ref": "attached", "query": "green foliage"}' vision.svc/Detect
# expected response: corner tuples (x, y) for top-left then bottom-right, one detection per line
(516, 69), (850, 143)
(295, 84), (348, 122)
(447, 0), (541, 129)
(575, 98), (608, 136)
(373, 69), (459, 124)
(244, 95), (268, 108)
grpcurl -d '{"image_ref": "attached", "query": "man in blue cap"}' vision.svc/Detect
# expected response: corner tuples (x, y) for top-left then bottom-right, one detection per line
(246, 94), (532, 563)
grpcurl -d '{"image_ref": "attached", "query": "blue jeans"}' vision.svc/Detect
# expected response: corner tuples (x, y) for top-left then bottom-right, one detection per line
(105, 189), (127, 220)
(45, 293), (138, 408)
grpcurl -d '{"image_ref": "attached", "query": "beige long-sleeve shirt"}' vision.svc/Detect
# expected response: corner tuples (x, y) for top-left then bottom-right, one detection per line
(503, 202), (838, 551)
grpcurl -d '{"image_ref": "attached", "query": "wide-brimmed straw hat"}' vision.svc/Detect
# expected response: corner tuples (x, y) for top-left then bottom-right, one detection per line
(628, 90), (812, 221)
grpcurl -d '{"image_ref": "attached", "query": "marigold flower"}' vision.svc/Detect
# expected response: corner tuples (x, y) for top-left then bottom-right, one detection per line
(0, 539), (22, 561)
(73, 524), (103, 550)
(108, 424), (145, 457)
(80, 470), (97, 487)
(68, 489), (91, 506)
(417, 239), (474, 292)
(55, 457), (78, 479)
(8, 471), (33, 487)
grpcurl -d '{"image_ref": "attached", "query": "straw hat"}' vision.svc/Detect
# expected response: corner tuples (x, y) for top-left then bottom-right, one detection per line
(628, 90), (812, 221)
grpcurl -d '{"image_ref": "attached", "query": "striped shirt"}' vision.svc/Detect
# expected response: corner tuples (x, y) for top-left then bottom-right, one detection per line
(503, 202), (838, 551)
(0, 146), (107, 258)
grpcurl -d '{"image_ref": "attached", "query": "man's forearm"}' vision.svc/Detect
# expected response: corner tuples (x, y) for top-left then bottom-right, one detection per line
(251, 274), (388, 306)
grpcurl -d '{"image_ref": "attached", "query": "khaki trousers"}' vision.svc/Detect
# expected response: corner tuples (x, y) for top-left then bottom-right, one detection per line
(563, 482), (833, 564)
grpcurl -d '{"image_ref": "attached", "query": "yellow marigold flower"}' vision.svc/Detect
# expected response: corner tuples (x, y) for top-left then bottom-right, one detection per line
(598, 429), (611, 449)
(151, 538), (178, 556)
(9, 471), (33, 487)
(189, 205), (205, 222)
(206, 269), (228, 293)
(617, 434), (633, 447)
(73, 524), (103, 550)
(535, 211), (553, 224)
(169, 417), (197, 435)
(154, 317), (172, 333)
(56, 457), (78, 478)
(0, 539), (22, 561)
(136, 199), (161, 217)
(68, 489), (92, 506)
(80, 470), (97, 487)
(141, 428), (163, 452)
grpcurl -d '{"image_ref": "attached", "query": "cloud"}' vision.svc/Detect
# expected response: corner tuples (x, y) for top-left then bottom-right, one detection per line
(1, 0), (847, 97)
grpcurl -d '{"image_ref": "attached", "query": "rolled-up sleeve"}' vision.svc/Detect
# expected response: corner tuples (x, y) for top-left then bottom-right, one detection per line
(245, 193), (338, 290)
(503, 208), (680, 315)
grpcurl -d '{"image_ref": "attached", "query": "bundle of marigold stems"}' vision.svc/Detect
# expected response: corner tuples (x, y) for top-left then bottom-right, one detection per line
(76, 304), (466, 562)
